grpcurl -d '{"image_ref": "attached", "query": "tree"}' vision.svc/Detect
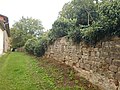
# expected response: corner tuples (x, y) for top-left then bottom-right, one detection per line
(11, 17), (44, 48)
(97, 0), (120, 37)
(59, 0), (98, 26)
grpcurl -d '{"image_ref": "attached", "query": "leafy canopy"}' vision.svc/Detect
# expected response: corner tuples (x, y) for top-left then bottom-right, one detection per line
(11, 17), (44, 48)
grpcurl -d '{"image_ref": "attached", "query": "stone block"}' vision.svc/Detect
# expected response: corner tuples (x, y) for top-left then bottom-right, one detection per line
(103, 52), (109, 56)
(118, 82), (120, 90)
(76, 63), (80, 68)
(112, 53), (120, 59)
(95, 51), (100, 57)
(104, 71), (115, 79)
(115, 44), (120, 48)
(82, 55), (89, 59)
(79, 63), (84, 69)
(65, 61), (69, 65)
(101, 63), (109, 72)
(110, 48), (119, 53)
(94, 57), (100, 62)
(118, 67), (120, 72)
(94, 48), (99, 51)
(109, 65), (118, 73)
(98, 68), (105, 75)
(91, 61), (97, 72)
(83, 59), (89, 64)
(113, 60), (120, 67)
(109, 41), (115, 47)
(91, 51), (95, 57)
(115, 72), (120, 81)
(84, 64), (91, 71)
(104, 58), (113, 64)
(79, 59), (83, 63)
(96, 42), (102, 48)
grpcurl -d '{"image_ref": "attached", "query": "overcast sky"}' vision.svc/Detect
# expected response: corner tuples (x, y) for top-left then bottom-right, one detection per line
(0, 0), (71, 30)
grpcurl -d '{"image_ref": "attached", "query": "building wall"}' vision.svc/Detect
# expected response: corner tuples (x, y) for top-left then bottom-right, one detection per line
(3, 30), (10, 52)
(45, 37), (120, 90)
(0, 29), (3, 55)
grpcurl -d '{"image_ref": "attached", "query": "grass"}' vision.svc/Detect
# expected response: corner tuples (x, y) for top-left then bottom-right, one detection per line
(0, 52), (100, 90)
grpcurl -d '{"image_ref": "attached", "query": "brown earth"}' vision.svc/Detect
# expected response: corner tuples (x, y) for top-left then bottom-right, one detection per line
(38, 57), (101, 90)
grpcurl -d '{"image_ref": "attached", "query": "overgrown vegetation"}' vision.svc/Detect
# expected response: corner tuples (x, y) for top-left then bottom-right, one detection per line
(11, 0), (120, 57)
(0, 52), (100, 90)
(49, 0), (120, 46)
(10, 17), (44, 48)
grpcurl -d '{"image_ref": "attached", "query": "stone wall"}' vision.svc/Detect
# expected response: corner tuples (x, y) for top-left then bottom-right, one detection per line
(45, 37), (120, 90)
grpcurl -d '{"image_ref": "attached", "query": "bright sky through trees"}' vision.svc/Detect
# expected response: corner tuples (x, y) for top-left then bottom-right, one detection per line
(0, 0), (71, 30)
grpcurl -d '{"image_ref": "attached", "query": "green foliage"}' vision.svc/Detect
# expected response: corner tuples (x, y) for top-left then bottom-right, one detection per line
(11, 17), (44, 48)
(52, 18), (75, 38)
(44, 0), (120, 48)
(82, 26), (104, 46)
(14, 0), (120, 58)
(10, 28), (27, 48)
(0, 52), (99, 90)
(98, 0), (120, 37)
(0, 52), (56, 90)
(68, 27), (82, 44)
(34, 44), (45, 57)
(24, 38), (37, 54)
(12, 17), (44, 36)
(47, 30), (57, 45)
(24, 33), (48, 57)
(34, 36), (48, 57)
(52, 20), (67, 38)
(48, 0), (99, 45)
(80, 0), (120, 45)
(59, 0), (98, 26)
(47, 18), (76, 44)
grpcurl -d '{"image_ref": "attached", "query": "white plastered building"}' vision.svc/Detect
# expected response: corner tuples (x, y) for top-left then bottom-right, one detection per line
(0, 14), (10, 55)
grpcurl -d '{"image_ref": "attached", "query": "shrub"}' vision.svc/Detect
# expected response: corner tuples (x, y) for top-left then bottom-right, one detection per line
(82, 26), (105, 46)
(34, 37), (48, 57)
(47, 30), (57, 45)
(24, 38), (37, 54)
(68, 27), (82, 44)
(24, 0), (120, 57)
(98, 0), (120, 37)
(34, 44), (45, 57)
(52, 19), (68, 38)
(49, 18), (76, 44)
(82, 0), (120, 46)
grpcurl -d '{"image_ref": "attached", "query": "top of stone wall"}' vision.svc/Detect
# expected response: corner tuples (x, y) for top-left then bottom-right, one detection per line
(54, 36), (120, 48)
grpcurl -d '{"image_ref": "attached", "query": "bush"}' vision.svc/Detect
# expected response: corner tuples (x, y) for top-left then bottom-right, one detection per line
(82, 27), (105, 46)
(34, 44), (45, 57)
(98, 0), (120, 37)
(49, 18), (76, 44)
(47, 30), (57, 45)
(68, 27), (82, 44)
(52, 19), (68, 38)
(34, 37), (48, 57)
(24, 38), (37, 54)
(82, 0), (120, 46)
(24, 0), (120, 57)
(24, 33), (48, 57)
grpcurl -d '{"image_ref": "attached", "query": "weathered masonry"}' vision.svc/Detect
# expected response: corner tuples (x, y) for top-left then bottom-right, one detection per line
(0, 14), (10, 55)
(45, 37), (120, 90)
